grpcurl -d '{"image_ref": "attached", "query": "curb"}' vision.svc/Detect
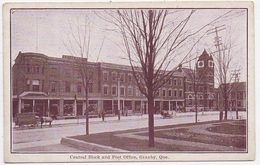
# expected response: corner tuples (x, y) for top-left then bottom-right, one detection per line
(60, 137), (128, 152)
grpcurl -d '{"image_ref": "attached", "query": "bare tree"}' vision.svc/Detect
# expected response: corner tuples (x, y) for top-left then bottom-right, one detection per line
(61, 15), (104, 134)
(97, 9), (238, 147)
(211, 41), (242, 121)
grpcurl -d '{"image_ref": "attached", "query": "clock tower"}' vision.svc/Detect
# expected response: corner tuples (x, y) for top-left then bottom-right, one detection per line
(196, 49), (215, 110)
(196, 49), (214, 84)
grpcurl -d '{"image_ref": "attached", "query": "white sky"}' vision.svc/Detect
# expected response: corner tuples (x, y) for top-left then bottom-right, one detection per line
(11, 8), (247, 83)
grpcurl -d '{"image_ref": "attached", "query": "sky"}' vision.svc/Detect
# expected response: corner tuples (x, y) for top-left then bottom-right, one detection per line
(10, 8), (247, 84)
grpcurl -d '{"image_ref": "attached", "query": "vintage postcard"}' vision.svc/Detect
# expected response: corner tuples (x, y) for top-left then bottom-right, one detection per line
(3, 1), (255, 163)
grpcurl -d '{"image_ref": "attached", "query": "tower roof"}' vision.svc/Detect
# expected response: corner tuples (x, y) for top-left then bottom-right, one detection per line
(198, 49), (211, 61)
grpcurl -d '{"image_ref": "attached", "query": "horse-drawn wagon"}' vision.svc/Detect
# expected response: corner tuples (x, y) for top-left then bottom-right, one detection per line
(15, 112), (52, 128)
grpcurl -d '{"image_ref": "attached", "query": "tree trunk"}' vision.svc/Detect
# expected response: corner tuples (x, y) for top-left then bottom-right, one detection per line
(194, 91), (198, 123)
(147, 94), (154, 147)
(85, 87), (89, 135)
(236, 109), (238, 119)
(224, 98), (228, 120)
(147, 9), (155, 148)
(224, 85), (228, 120)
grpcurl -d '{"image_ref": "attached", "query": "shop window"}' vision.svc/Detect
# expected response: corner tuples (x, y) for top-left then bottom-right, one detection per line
(64, 102), (74, 116)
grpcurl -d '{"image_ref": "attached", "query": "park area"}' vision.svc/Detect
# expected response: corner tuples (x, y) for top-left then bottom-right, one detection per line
(69, 120), (247, 152)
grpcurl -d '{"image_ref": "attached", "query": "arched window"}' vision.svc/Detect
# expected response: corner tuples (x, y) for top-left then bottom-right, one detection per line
(103, 84), (109, 95)
(120, 86), (125, 96)
(103, 71), (109, 81)
(174, 89), (177, 97)
(179, 89), (183, 97)
(112, 72), (117, 82)
(168, 88), (172, 97)
(111, 85), (117, 96)
(128, 86), (133, 96)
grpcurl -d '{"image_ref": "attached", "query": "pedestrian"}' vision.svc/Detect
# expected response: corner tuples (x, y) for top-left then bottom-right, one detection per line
(101, 110), (106, 122)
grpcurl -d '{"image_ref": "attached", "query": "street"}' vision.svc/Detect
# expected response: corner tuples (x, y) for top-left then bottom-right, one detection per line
(12, 111), (246, 152)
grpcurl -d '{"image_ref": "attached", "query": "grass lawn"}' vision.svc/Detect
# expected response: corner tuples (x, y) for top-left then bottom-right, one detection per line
(69, 120), (246, 151)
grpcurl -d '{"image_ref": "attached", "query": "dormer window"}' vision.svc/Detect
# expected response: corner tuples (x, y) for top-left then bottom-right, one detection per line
(208, 60), (214, 67)
(198, 61), (204, 68)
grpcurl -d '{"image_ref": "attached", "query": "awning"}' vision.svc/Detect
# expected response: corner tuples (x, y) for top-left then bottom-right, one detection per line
(19, 91), (48, 98)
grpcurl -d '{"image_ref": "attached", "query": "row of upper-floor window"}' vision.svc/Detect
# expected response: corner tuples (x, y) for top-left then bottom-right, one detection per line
(18, 78), (216, 98)
(23, 65), (200, 89)
(24, 79), (93, 94)
(186, 94), (214, 99)
(26, 65), (44, 74)
(230, 91), (245, 100)
(157, 88), (183, 98)
(229, 100), (245, 107)
(103, 71), (184, 86)
(23, 65), (213, 85)
(24, 65), (93, 78)
(102, 85), (183, 98)
(187, 84), (214, 92)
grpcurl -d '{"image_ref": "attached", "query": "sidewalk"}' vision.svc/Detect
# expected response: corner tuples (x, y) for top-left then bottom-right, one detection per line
(46, 111), (221, 126)
(13, 111), (245, 129)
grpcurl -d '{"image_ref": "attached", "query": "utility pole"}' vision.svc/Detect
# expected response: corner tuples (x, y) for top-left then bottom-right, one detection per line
(231, 69), (241, 119)
(207, 25), (226, 120)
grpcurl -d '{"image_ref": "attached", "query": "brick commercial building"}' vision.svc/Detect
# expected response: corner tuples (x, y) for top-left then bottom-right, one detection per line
(12, 50), (217, 118)
(217, 82), (246, 112)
